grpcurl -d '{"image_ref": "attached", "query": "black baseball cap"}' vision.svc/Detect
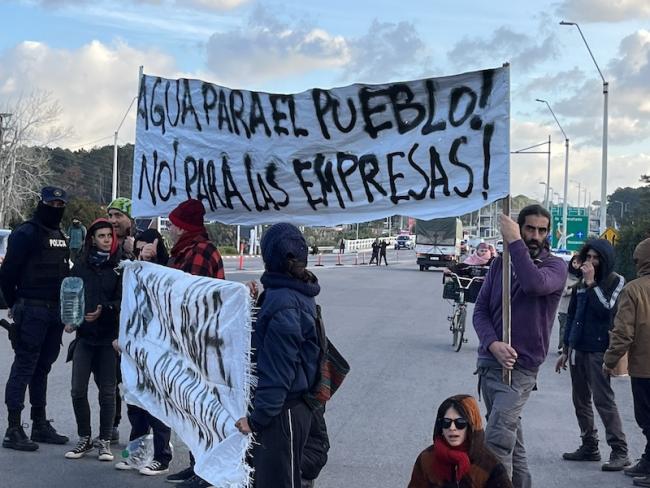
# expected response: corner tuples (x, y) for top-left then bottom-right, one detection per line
(41, 186), (68, 204)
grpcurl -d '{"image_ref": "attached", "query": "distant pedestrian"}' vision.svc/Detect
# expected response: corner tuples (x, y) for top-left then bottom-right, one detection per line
(603, 238), (650, 483)
(0, 186), (71, 451)
(557, 239), (629, 471)
(408, 394), (513, 488)
(339, 239), (345, 254)
(379, 240), (388, 266)
(67, 217), (86, 263)
(556, 255), (582, 353)
(473, 205), (567, 488)
(369, 239), (379, 265)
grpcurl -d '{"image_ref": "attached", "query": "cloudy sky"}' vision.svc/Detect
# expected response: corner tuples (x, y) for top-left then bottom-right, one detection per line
(1, 0), (649, 204)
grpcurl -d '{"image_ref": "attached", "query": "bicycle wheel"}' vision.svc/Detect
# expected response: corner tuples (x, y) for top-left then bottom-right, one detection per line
(451, 307), (460, 348)
(455, 306), (466, 352)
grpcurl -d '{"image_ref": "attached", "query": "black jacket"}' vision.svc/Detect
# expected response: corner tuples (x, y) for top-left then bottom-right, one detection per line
(71, 254), (121, 346)
(565, 239), (625, 352)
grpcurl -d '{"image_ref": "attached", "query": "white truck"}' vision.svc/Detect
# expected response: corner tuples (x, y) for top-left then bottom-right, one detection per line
(415, 218), (463, 270)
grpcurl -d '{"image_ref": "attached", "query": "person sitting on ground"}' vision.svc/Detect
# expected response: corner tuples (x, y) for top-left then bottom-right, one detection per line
(408, 394), (513, 488)
(64, 218), (121, 463)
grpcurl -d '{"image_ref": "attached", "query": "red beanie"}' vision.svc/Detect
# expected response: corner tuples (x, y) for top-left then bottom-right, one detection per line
(168, 199), (206, 232)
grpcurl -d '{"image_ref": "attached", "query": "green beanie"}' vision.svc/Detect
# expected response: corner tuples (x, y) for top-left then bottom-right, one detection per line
(107, 197), (132, 218)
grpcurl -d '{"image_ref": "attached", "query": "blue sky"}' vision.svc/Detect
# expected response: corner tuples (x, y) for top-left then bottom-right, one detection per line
(1, 0), (649, 204)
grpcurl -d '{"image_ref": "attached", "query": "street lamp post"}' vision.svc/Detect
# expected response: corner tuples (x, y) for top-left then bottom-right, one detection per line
(511, 136), (552, 209)
(537, 99), (570, 249)
(560, 21), (608, 236)
(112, 96), (138, 201)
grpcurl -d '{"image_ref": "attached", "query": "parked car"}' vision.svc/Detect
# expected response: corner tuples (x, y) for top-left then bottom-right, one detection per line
(394, 235), (414, 250)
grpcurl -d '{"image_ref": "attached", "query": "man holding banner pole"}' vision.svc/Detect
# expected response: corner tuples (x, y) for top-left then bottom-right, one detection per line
(473, 204), (566, 488)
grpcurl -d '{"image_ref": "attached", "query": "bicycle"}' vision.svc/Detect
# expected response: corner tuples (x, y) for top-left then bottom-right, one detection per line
(442, 269), (485, 352)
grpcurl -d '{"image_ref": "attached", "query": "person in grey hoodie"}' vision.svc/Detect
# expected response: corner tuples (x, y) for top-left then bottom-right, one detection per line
(473, 205), (567, 488)
(556, 239), (629, 471)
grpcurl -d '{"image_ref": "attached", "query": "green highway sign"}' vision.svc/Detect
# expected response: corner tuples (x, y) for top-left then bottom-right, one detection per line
(551, 213), (589, 251)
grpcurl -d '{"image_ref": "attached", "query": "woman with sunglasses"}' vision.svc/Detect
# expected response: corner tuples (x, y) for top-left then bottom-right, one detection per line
(408, 394), (512, 488)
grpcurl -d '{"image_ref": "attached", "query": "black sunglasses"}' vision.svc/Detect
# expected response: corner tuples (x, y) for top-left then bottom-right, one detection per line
(440, 417), (468, 430)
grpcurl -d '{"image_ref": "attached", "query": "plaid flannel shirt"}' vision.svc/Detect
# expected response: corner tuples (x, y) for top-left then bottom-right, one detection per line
(168, 234), (225, 279)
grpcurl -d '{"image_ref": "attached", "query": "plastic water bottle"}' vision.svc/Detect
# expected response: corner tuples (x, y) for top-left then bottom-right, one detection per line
(60, 277), (84, 328)
(121, 434), (154, 470)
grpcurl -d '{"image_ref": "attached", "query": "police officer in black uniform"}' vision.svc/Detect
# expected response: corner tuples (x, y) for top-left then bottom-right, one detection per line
(0, 186), (70, 451)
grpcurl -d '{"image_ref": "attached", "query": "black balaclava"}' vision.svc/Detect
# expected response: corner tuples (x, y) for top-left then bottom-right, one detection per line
(35, 201), (65, 229)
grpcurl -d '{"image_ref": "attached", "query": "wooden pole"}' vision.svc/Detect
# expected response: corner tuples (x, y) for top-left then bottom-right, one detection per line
(502, 196), (512, 385)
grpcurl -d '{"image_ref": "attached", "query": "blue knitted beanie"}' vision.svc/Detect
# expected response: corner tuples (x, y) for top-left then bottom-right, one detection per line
(261, 223), (308, 273)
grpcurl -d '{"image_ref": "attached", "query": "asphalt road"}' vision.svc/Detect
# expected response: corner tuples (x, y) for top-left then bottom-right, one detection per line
(0, 250), (644, 487)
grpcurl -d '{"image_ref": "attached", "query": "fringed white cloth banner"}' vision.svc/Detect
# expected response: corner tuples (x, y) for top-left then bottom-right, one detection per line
(132, 66), (510, 225)
(119, 261), (252, 487)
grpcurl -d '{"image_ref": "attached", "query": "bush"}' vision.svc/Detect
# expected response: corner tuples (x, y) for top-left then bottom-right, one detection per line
(219, 246), (238, 255)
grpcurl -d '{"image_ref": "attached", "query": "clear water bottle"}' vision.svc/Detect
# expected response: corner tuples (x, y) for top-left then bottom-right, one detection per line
(60, 277), (85, 328)
(120, 434), (154, 469)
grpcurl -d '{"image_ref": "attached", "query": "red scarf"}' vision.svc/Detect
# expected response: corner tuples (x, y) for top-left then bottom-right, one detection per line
(431, 435), (471, 483)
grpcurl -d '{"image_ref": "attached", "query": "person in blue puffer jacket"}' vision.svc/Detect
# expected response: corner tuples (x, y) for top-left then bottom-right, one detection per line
(235, 222), (320, 488)
(556, 238), (629, 470)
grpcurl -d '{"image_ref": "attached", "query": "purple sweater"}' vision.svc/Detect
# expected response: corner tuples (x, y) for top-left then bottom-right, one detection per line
(473, 239), (567, 371)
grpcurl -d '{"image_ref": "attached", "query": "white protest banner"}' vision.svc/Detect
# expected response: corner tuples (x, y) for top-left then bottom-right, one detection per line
(132, 66), (509, 225)
(119, 261), (252, 488)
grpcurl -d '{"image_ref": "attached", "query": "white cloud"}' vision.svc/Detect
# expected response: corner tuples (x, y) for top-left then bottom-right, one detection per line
(447, 25), (559, 72)
(0, 40), (178, 148)
(204, 6), (350, 87)
(556, 0), (650, 22)
(342, 20), (430, 84)
(29, 0), (249, 10)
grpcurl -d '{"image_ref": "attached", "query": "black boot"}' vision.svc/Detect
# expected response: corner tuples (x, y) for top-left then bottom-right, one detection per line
(3, 426), (39, 451)
(562, 443), (601, 461)
(31, 420), (69, 444)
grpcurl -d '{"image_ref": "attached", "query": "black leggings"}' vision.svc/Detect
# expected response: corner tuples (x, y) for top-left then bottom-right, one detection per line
(70, 340), (116, 440)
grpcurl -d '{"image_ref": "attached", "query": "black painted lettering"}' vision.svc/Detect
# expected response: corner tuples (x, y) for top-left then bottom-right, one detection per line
(359, 87), (392, 139)
(331, 97), (357, 133)
(229, 90), (251, 138)
(358, 154), (388, 202)
(181, 79), (202, 131)
(293, 158), (323, 210)
(222, 158), (251, 211)
(244, 154), (266, 211)
(314, 154), (345, 208)
(449, 86), (477, 128)
(386, 151), (409, 204)
(449, 136), (473, 197)
(249, 92), (271, 137)
(184, 156), (198, 199)
(137, 75), (149, 131)
(428, 146), (450, 198)
(137, 153), (156, 203)
(202, 83), (218, 127)
(165, 80), (180, 128)
(264, 161), (289, 207)
(157, 159), (174, 201)
(406, 143), (429, 200)
(336, 152), (359, 202)
(151, 77), (165, 135)
(269, 94), (290, 137)
(422, 79), (447, 134)
(217, 89), (233, 133)
(312, 89), (332, 140)
(389, 84), (425, 134)
(287, 95), (308, 137)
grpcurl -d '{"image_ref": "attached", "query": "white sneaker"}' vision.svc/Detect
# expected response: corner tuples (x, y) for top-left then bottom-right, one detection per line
(114, 460), (134, 470)
(65, 436), (93, 459)
(97, 439), (114, 461)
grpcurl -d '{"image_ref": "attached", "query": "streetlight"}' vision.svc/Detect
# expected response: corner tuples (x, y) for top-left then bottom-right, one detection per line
(512, 136), (552, 209)
(112, 96), (138, 201)
(537, 98), (570, 249)
(560, 21), (608, 236)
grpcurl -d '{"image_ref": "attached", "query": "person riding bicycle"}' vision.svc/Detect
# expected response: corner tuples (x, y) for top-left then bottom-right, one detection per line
(449, 243), (493, 278)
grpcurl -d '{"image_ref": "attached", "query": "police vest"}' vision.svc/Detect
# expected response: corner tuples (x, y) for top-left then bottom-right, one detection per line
(17, 221), (70, 300)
